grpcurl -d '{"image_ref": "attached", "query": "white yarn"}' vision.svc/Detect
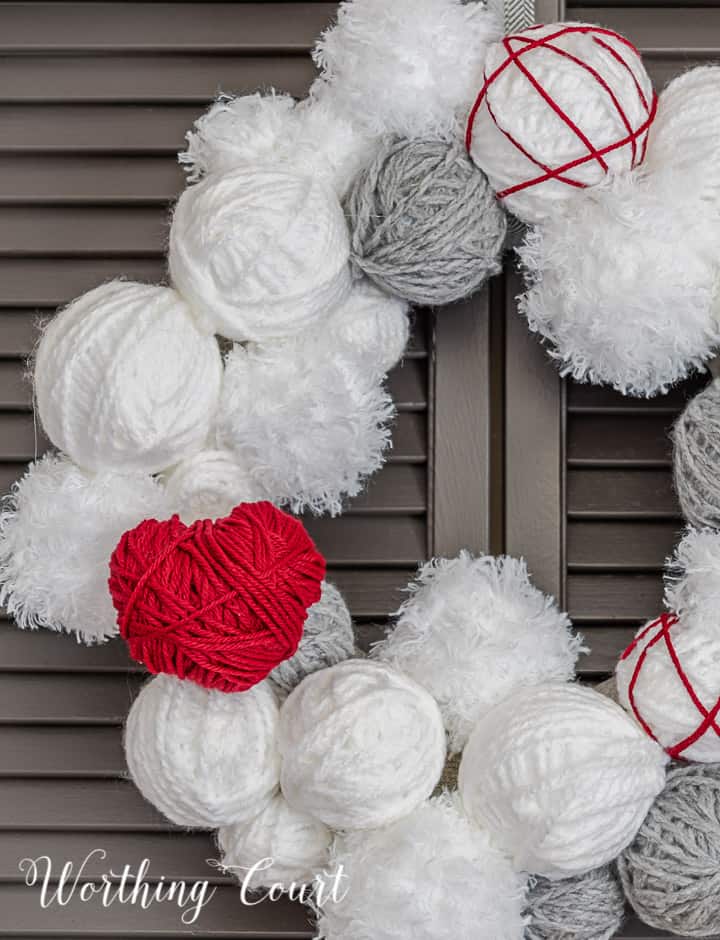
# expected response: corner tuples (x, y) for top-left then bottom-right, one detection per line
(169, 167), (352, 343)
(458, 683), (668, 879)
(34, 281), (222, 473)
(0, 454), (168, 643)
(518, 171), (720, 396)
(279, 659), (446, 830)
(218, 793), (332, 890)
(316, 792), (528, 940)
(125, 675), (280, 829)
(217, 339), (394, 516)
(468, 23), (655, 224)
(313, 0), (503, 141)
(163, 449), (266, 523)
(374, 553), (584, 751)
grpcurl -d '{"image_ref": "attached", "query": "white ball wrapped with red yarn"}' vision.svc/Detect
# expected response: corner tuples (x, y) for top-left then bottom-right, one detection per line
(467, 22), (656, 224)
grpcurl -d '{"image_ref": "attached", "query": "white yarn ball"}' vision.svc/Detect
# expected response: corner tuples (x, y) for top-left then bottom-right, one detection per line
(217, 339), (394, 516)
(125, 675), (280, 829)
(467, 22), (655, 224)
(313, 0), (502, 141)
(279, 660), (446, 830)
(218, 793), (332, 890)
(0, 454), (168, 643)
(34, 281), (222, 473)
(316, 792), (528, 940)
(169, 167), (352, 343)
(269, 581), (355, 696)
(518, 171), (720, 396)
(458, 683), (668, 879)
(374, 553), (584, 751)
(163, 449), (266, 523)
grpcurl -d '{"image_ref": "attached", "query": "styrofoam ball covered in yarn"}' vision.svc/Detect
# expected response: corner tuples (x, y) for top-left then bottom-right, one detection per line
(125, 674), (280, 829)
(467, 23), (656, 224)
(346, 137), (506, 306)
(518, 171), (720, 396)
(169, 167), (351, 342)
(279, 659), (446, 830)
(459, 683), (668, 879)
(313, 0), (502, 142)
(0, 454), (168, 644)
(217, 340), (394, 516)
(316, 792), (528, 940)
(164, 449), (266, 523)
(374, 552), (584, 751)
(218, 793), (332, 890)
(672, 380), (720, 529)
(618, 763), (720, 937)
(269, 581), (354, 696)
(524, 867), (625, 940)
(34, 281), (222, 473)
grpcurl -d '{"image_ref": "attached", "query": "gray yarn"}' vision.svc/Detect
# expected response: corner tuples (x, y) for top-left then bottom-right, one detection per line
(524, 867), (625, 940)
(618, 763), (720, 937)
(268, 581), (355, 696)
(673, 379), (720, 529)
(346, 137), (507, 306)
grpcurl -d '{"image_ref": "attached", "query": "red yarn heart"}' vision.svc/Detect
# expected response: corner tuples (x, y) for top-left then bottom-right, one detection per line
(108, 501), (325, 693)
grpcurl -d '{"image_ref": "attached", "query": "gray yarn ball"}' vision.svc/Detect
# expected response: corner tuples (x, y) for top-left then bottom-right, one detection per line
(268, 581), (355, 696)
(524, 867), (625, 940)
(618, 763), (720, 937)
(346, 137), (507, 306)
(673, 379), (720, 529)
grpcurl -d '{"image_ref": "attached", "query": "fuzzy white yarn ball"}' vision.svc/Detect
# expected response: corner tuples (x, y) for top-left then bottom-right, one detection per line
(218, 793), (332, 890)
(34, 281), (222, 473)
(459, 683), (668, 879)
(169, 167), (351, 343)
(518, 171), (720, 396)
(313, 0), (502, 141)
(217, 339), (394, 516)
(269, 581), (355, 696)
(0, 454), (168, 643)
(467, 22), (655, 224)
(163, 449), (266, 523)
(279, 660), (446, 830)
(374, 553), (584, 751)
(316, 792), (528, 940)
(125, 675), (280, 829)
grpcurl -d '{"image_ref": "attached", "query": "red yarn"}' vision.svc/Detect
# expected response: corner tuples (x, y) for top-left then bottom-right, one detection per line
(109, 501), (326, 693)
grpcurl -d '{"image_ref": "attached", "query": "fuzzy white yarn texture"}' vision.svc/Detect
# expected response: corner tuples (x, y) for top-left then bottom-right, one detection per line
(313, 0), (503, 141)
(467, 22), (655, 224)
(169, 167), (351, 343)
(0, 454), (169, 643)
(316, 792), (528, 940)
(34, 281), (222, 473)
(217, 339), (394, 516)
(125, 675), (280, 829)
(218, 793), (332, 890)
(374, 553), (584, 751)
(163, 449), (266, 523)
(279, 659), (446, 830)
(518, 171), (720, 396)
(458, 683), (668, 879)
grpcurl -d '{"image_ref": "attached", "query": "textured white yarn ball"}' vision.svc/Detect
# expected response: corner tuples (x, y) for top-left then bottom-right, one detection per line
(316, 792), (528, 940)
(163, 449), (266, 523)
(34, 281), (222, 473)
(374, 553), (584, 751)
(313, 0), (502, 141)
(468, 22), (655, 224)
(279, 660), (446, 830)
(217, 339), (394, 516)
(218, 793), (332, 889)
(459, 683), (668, 879)
(0, 454), (168, 643)
(269, 581), (355, 696)
(169, 167), (352, 342)
(518, 171), (720, 396)
(125, 675), (280, 829)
